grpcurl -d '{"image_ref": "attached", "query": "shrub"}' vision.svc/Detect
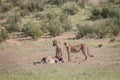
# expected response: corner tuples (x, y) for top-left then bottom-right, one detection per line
(40, 22), (49, 33)
(46, 11), (58, 21)
(29, 0), (44, 12)
(114, 17), (120, 25)
(0, 14), (6, 20)
(4, 15), (20, 32)
(108, 9), (119, 18)
(48, 19), (64, 37)
(101, 7), (110, 18)
(50, 0), (59, 5)
(90, 8), (101, 20)
(20, 0), (44, 13)
(110, 38), (116, 42)
(77, 0), (86, 9)
(109, 0), (115, 2)
(94, 26), (109, 39)
(50, 0), (66, 5)
(107, 18), (120, 36)
(76, 24), (94, 38)
(111, 26), (120, 36)
(0, 29), (9, 43)
(59, 13), (72, 31)
(98, 44), (103, 48)
(11, 0), (19, 6)
(0, 3), (12, 12)
(22, 22), (43, 40)
(62, 20), (73, 31)
(59, 13), (68, 23)
(115, 0), (120, 4)
(40, 12), (71, 35)
(76, 23), (119, 39)
(90, 7), (119, 20)
(62, 2), (79, 15)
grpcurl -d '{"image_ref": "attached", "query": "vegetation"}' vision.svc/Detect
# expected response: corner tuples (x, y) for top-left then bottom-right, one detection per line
(0, 29), (9, 43)
(98, 44), (103, 48)
(4, 15), (21, 33)
(48, 19), (64, 37)
(0, 1), (120, 80)
(0, 0), (119, 41)
(22, 21), (43, 40)
(62, 2), (79, 15)
(90, 7), (119, 20)
(110, 38), (116, 42)
(76, 24), (94, 38)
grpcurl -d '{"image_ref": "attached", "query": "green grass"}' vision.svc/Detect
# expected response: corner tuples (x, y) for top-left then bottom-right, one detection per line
(0, 65), (119, 80)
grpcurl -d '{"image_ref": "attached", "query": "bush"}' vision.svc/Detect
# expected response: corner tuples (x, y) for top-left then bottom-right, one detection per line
(48, 19), (64, 37)
(106, 18), (120, 36)
(20, 0), (44, 13)
(59, 13), (72, 31)
(90, 8), (101, 20)
(50, 0), (66, 5)
(115, 0), (120, 4)
(108, 9), (119, 18)
(62, 2), (79, 15)
(22, 22), (43, 40)
(59, 13), (68, 23)
(90, 7), (119, 20)
(114, 17), (120, 25)
(101, 7), (110, 18)
(0, 3), (12, 12)
(76, 24), (112, 39)
(40, 12), (71, 35)
(109, 0), (115, 2)
(11, 0), (19, 6)
(76, 24), (94, 38)
(4, 15), (20, 32)
(0, 14), (6, 20)
(62, 20), (73, 31)
(46, 11), (58, 21)
(40, 22), (49, 33)
(111, 26), (120, 36)
(110, 38), (116, 42)
(98, 44), (103, 48)
(77, 0), (86, 9)
(94, 26), (109, 39)
(0, 29), (9, 43)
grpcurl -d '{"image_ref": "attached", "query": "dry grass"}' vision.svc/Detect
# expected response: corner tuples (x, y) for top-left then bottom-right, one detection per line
(0, 33), (120, 80)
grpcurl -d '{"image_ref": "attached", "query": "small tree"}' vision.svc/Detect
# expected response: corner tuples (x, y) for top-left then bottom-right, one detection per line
(111, 26), (120, 36)
(59, 13), (72, 31)
(90, 8), (101, 20)
(62, 20), (73, 31)
(0, 3), (12, 12)
(0, 29), (9, 43)
(23, 22), (43, 40)
(76, 24), (94, 38)
(62, 2), (79, 15)
(77, 0), (86, 9)
(94, 26), (109, 39)
(4, 15), (20, 33)
(48, 19), (64, 37)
